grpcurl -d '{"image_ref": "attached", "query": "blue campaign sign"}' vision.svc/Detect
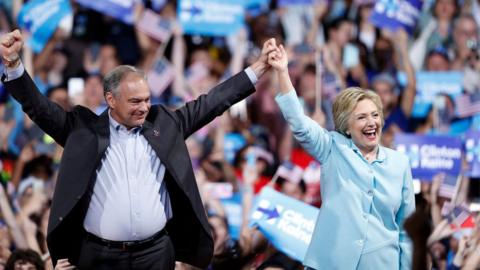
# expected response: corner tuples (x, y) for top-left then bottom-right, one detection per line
(75, 0), (135, 24)
(250, 187), (319, 261)
(398, 71), (463, 118)
(245, 0), (270, 16)
(370, 0), (422, 34)
(17, 0), (72, 53)
(220, 192), (243, 240)
(246, 0), (270, 7)
(224, 133), (246, 164)
(464, 131), (480, 178)
(278, 0), (313, 7)
(178, 0), (245, 36)
(395, 134), (463, 179)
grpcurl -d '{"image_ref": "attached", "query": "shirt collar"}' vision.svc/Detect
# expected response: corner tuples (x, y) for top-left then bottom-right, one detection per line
(376, 146), (387, 162)
(349, 139), (386, 163)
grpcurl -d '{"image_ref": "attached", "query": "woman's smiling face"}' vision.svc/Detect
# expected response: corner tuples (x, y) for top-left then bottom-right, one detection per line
(347, 99), (382, 156)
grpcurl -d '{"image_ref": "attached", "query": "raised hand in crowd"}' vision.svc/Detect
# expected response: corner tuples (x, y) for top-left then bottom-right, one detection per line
(0, 184), (28, 250)
(462, 216), (480, 269)
(427, 219), (456, 246)
(429, 173), (444, 226)
(451, 231), (480, 269)
(394, 28), (416, 118)
(452, 235), (470, 268)
(0, 223), (12, 265)
(306, 0), (328, 47)
(10, 144), (36, 189)
(0, 106), (15, 152)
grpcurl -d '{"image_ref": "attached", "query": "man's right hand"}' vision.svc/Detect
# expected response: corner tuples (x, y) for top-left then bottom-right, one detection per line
(249, 38), (277, 79)
(1, 30), (23, 69)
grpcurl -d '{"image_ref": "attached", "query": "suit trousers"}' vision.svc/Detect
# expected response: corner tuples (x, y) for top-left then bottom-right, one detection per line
(76, 231), (175, 270)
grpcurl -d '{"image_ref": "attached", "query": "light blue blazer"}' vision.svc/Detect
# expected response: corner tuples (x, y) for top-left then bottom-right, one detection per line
(275, 90), (415, 270)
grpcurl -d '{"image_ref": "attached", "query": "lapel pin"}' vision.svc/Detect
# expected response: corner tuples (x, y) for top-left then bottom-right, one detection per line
(153, 129), (160, 137)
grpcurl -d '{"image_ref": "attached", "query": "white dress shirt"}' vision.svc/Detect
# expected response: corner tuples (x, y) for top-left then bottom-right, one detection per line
(83, 113), (171, 241)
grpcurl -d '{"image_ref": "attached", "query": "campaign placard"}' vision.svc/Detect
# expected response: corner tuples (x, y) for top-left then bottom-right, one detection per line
(397, 71), (463, 118)
(17, 0), (72, 53)
(370, 0), (422, 34)
(464, 130), (480, 177)
(178, 0), (245, 36)
(76, 0), (135, 24)
(250, 187), (319, 261)
(395, 134), (462, 179)
(220, 192), (242, 239)
(278, 0), (313, 7)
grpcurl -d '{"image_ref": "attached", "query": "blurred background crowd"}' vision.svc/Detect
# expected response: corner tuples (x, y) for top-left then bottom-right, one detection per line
(0, 0), (479, 269)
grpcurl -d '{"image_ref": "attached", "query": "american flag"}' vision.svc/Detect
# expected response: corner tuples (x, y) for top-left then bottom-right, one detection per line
(448, 205), (476, 229)
(276, 161), (304, 184)
(136, 9), (172, 42)
(441, 201), (453, 217)
(204, 182), (233, 199)
(438, 174), (458, 199)
(455, 91), (480, 118)
(147, 57), (175, 97)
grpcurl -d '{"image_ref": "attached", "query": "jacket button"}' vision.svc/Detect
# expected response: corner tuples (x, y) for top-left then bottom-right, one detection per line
(59, 216), (63, 221)
(355, 240), (364, 246)
(367, 190), (374, 196)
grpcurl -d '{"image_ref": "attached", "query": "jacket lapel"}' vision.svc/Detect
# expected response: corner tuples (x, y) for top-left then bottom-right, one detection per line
(141, 120), (170, 164)
(94, 110), (110, 158)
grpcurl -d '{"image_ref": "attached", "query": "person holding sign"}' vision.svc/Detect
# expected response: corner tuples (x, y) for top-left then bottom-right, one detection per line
(268, 44), (415, 270)
(0, 29), (278, 269)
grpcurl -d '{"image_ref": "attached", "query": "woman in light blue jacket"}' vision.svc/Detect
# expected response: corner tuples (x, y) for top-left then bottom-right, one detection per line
(268, 45), (415, 270)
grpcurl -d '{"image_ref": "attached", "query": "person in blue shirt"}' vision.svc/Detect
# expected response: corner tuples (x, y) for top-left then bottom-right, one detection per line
(268, 44), (415, 270)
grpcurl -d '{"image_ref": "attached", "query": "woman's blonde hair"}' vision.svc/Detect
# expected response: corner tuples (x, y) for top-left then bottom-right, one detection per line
(332, 87), (384, 137)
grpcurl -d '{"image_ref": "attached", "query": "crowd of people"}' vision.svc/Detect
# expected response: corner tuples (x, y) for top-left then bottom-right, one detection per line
(0, 0), (479, 269)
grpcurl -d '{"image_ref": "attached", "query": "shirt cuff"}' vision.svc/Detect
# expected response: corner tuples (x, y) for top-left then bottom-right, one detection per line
(244, 67), (258, 85)
(3, 62), (25, 82)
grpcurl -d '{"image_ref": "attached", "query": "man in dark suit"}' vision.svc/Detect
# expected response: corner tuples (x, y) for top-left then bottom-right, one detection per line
(1, 30), (276, 269)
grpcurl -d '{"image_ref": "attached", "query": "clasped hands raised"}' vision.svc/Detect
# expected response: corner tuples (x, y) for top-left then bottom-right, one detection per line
(265, 40), (289, 73)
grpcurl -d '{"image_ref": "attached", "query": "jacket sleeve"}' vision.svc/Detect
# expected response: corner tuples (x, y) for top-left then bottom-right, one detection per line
(174, 70), (255, 139)
(275, 89), (333, 164)
(3, 71), (75, 146)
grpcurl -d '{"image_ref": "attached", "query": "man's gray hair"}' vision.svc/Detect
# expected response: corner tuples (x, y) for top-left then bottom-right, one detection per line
(103, 65), (147, 96)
